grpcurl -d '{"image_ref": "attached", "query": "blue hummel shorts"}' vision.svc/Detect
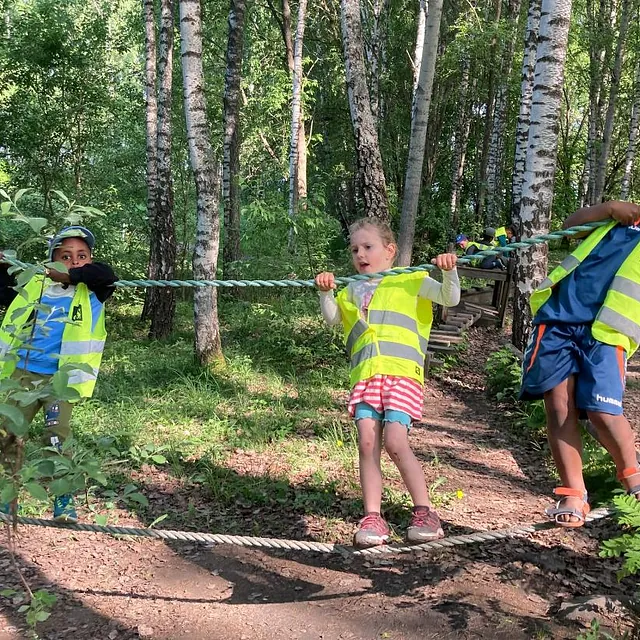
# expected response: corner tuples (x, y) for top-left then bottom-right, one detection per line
(520, 323), (626, 415)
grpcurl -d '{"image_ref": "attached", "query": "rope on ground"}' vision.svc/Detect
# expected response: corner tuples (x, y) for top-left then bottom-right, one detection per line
(1, 221), (609, 290)
(0, 506), (614, 558)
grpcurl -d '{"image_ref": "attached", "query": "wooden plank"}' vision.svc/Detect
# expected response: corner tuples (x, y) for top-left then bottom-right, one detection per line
(463, 301), (499, 317)
(457, 266), (508, 282)
(430, 333), (465, 344)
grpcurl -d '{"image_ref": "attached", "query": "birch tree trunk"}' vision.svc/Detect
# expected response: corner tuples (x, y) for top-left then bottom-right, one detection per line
(361, 0), (390, 125)
(148, 0), (177, 339)
(180, 0), (223, 364)
(512, 0), (573, 351)
(142, 0), (158, 322)
(475, 0), (502, 223)
(511, 0), (541, 222)
(340, 0), (389, 220)
(287, 0), (307, 246)
(412, 0), (427, 106)
(486, 0), (523, 227)
(450, 60), (471, 231)
(222, 0), (246, 277)
(593, 0), (631, 203)
(621, 61), (640, 199)
(397, 0), (444, 266)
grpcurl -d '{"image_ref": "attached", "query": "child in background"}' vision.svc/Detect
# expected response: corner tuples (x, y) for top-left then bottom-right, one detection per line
(520, 201), (640, 527)
(315, 218), (460, 548)
(0, 226), (117, 522)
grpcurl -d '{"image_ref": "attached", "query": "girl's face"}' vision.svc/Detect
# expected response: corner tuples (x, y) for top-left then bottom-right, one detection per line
(52, 238), (92, 269)
(350, 226), (396, 274)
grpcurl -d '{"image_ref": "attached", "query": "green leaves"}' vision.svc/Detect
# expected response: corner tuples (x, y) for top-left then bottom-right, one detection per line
(0, 403), (27, 436)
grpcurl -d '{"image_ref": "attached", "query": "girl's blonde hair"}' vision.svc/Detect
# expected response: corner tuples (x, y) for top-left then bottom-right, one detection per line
(348, 217), (396, 248)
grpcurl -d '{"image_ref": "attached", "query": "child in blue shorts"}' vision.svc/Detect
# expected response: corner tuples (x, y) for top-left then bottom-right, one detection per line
(521, 201), (640, 527)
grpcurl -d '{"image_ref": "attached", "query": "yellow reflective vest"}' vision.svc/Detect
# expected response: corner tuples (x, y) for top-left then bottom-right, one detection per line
(336, 272), (433, 387)
(530, 220), (640, 356)
(0, 275), (107, 398)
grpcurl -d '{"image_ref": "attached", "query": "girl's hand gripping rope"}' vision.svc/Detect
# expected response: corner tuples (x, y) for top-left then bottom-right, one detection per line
(431, 253), (458, 271)
(315, 272), (336, 291)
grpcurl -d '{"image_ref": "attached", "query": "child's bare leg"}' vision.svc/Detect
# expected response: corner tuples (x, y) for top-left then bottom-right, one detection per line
(383, 422), (431, 507)
(544, 376), (585, 523)
(356, 418), (384, 513)
(587, 411), (640, 494)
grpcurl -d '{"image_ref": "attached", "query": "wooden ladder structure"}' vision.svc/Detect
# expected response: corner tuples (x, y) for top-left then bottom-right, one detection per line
(425, 262), (514, 373)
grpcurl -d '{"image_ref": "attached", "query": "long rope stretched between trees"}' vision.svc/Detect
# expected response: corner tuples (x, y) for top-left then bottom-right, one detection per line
(1, 221), (609, 289)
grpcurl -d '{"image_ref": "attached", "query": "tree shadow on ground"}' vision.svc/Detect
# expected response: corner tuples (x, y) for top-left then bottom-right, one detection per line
(0, 542), (137, 639)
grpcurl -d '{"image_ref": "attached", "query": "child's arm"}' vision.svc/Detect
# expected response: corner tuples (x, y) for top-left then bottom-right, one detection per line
(315, 271), (342, 326)
(0, 256), (17, 308)
(563, 201), (640, 229)
(65, 263), (118, 303)
(420, 254), (460, 307)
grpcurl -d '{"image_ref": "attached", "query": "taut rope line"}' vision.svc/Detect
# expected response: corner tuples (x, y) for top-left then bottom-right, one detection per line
(1, 222), (609, 290)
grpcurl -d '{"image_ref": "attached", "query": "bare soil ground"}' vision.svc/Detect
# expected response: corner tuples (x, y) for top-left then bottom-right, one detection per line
(2, 327), (639, 639)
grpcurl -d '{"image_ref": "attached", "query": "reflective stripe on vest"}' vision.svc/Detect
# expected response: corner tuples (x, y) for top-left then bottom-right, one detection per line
(59, 339), (106, 356)
(336, 271), (433, 387)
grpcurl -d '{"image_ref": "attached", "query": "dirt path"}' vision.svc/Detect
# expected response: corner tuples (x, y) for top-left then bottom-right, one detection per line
(2, 327), (639, 639)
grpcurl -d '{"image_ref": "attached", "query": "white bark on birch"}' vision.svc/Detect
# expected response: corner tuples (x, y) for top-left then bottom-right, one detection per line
(341, 0), (389, 220)
(222, 0), (246, 275)
(179, 0), (223, 364)
(144, 0), (158, 231)
(288, 0), (307, 246)
(512, 0), (573, 351)
(148, 0), (177, 339)
(397, 0), (444, 266)
(621, 61), (640, 199)
(412, 0), (428, 107)
(450, 60), (471, 230)
(511, 0), (541, 222)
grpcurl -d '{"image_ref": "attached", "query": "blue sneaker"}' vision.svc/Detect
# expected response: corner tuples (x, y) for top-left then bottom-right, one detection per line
(53, 495), (77, 523)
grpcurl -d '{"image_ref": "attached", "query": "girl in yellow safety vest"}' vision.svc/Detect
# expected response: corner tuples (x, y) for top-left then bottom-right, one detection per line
(315, 218), (460, 548)
(0, 226), (117, 523)
(520, 201), (640, 527)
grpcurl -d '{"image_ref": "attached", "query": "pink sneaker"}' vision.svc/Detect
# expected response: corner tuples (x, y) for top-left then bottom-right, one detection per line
(406, 507), (444, 543)
(353, 513), (390, 548)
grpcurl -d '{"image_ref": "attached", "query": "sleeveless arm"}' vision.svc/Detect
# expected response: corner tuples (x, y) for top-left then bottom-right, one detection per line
(419, 269), (460, 307)
(318, 290), (342, 325)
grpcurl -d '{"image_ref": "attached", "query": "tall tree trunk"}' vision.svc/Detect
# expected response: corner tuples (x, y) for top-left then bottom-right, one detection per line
(486, 0), (523, 227)
(180, 0), (222, 364)
(475, 0), (502, 224)
(287, 0), (308, 247)
(621, 61), (640, 199)
(511, 0), (541, 222)
(397, 0), (444, 266)
(361, 0), (390, 125)
(593, 0), (631, 203)
(340, 0), (389, 220)
(412, 0), (428, 106)
(450, 59), (471, 231)
(141, 0), (158, 322)
(148, 0), (177, 339)
(512, 0), (572, 351)
(222, 0), (246, 277)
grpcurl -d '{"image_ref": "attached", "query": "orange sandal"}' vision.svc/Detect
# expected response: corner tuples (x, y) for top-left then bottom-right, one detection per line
(545, 487), (590, 528)
(617, 467), (640, 498)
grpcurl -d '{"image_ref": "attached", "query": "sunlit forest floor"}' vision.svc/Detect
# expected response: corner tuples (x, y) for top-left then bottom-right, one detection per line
(1, 297), (639, 639)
